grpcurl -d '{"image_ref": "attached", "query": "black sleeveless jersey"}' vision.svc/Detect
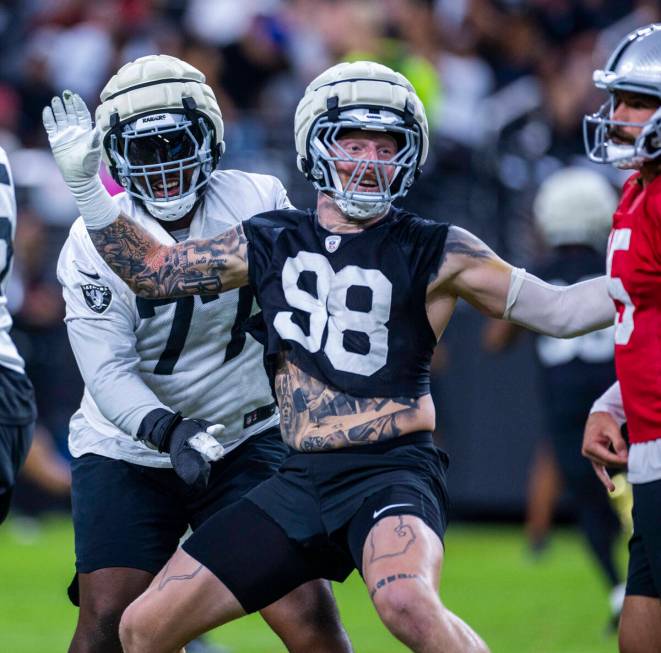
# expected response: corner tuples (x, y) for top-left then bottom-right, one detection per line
(243, 208), (449, 398)
(533, 245), (614, 430)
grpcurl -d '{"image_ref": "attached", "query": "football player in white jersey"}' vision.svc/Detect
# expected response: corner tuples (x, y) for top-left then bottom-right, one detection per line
(54, 55), (351, 653)
(0, 146), (37, 525)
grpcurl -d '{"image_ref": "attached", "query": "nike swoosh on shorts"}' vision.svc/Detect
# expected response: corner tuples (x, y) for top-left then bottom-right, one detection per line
(372, 503), (414, 519)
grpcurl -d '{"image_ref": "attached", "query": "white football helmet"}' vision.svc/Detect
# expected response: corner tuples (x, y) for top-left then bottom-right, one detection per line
(583, 23), (661, 169)
(96, 54), (225, 221)
(294, 61), (428, 220)
(534, 167), (616, 249)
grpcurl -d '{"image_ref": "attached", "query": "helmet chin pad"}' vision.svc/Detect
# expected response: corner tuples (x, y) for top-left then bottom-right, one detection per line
(604, 142), (644, 169)
(333, 195), (391, 221)
(144, 193), (198, 221)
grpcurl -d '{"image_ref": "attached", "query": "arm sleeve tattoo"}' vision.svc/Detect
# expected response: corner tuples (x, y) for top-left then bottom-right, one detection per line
(438, 226), (496, 266)
(87, 213), (249, 298)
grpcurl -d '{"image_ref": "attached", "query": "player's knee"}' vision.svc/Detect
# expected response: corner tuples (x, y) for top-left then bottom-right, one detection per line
(372, 582), (437, 641)
(301, 580), (342, 624)
(118, 602), (154, 653)
(76, 597), (127, 648)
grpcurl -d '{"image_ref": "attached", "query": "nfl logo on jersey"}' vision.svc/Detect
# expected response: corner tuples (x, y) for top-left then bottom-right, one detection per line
(325, 235), (341, 253)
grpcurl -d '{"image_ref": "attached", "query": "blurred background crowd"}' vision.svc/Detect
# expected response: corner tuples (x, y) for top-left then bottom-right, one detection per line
(1, 0), (658, 533)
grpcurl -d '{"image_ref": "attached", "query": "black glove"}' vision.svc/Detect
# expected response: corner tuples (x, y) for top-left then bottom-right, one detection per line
(137, 409), (212, 491)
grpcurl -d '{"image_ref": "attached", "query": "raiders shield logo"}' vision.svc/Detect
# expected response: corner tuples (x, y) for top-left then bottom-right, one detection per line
(325, 235), (341, 253)
(81, 283), (112, 313)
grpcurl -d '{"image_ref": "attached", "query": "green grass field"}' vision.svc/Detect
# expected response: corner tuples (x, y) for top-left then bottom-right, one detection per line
(0, 516), (623, 652)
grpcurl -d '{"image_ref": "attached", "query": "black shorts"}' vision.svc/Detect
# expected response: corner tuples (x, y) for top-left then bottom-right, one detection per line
(70, 426), (286, 579)
(0, 422), (34, 524)
(626, 479), (661, 598)
(183, 431), (450, 613)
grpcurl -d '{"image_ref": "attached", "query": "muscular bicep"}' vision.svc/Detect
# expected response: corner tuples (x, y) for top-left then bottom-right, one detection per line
(88, 213), (249, 298)
(428, 226), (513, 317)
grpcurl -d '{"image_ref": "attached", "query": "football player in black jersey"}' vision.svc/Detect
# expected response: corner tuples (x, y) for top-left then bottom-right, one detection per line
(44, 62), (616, 653)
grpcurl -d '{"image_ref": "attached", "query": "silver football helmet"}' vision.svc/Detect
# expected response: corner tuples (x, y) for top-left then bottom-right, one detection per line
(96, 55), (225, 221)
(294, 61), (428, 220)
(583, 23), (661, 169)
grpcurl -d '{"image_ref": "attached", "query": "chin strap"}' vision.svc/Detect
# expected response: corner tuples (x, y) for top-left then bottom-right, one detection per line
(145, 193), (197, 221)
(334, 195), (391, 221)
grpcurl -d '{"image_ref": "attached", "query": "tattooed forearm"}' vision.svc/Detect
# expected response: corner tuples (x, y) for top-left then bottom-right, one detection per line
(369, 573), (420, 600)
(274, 357), (432, 451)
(88, 213), (248, 298)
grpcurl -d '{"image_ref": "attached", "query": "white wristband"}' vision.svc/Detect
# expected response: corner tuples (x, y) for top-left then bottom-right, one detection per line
(70, 176), (120, 230)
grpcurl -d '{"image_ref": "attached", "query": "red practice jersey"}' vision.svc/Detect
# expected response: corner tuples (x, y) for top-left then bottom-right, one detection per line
(608, 172), (661, 444)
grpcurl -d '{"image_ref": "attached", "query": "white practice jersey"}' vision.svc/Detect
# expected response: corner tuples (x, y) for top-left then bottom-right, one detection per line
(57, 169), (291, 467)
(0, 147), (25, 374)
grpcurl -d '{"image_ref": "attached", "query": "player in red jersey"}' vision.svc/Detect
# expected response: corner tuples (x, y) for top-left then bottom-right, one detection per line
(582, 23), (661, 653)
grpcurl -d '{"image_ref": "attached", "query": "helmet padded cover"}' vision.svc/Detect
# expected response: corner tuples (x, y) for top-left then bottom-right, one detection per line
(533, 167), (616, 248)
(294, 61), (429, 175)
(95, 54), (225, 170)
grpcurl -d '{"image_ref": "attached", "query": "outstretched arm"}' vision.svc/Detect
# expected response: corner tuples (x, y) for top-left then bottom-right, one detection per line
(87, 217), (248, 298)
(43, 91), (248, 298)
(430, 226), (615, 337)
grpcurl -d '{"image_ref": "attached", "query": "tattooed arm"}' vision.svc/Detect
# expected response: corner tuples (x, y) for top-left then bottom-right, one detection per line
(42, 93), (247, 298)
(427, 226), (614, 337)
(88, 214), (249, 298)
(274, 355), (435, 451)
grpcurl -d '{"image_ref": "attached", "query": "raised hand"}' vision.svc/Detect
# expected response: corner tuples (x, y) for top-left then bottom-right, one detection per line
(42, 91), (118, 228)
(43, 92), (101, 187)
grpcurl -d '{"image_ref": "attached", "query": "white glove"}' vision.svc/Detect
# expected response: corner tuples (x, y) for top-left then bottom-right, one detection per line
(42, 91), (119, 229)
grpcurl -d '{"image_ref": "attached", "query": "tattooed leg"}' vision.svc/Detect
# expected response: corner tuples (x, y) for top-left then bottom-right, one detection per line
(362, 515), (489, 653)
(119, 548), (245, 653)
(156, 561), (203, 591)
(369, 573), (420, 600)
(368, 516), (418, 563)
